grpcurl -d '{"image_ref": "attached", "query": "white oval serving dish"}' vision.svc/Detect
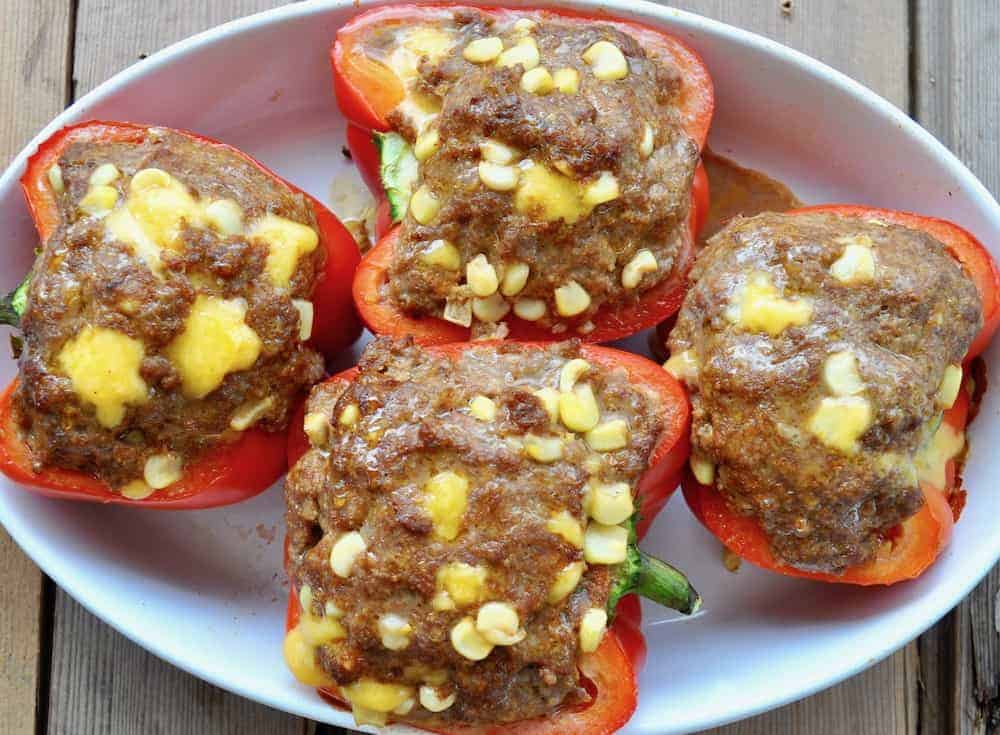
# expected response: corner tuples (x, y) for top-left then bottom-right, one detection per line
(0, 1), (997, 733)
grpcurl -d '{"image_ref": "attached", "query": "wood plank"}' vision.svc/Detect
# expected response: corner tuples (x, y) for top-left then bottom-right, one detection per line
(914, 3), (1000, 733)
(668, 1), (916, 733)
(0, 0), (73, 732)
(46, 3), (317, 734)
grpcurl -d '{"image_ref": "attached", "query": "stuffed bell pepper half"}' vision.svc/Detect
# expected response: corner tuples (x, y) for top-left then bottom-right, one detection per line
(665, 206), (1000, 584)
(283, 338), (698, 731)
(333, 5), (713, 343)
(0, 121), (361, 507)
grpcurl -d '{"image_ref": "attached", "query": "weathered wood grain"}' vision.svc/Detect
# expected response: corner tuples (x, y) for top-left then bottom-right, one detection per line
(0, 0), (73, 732)
(45, 5), (316, 734)
(914, 3), (1000, 733)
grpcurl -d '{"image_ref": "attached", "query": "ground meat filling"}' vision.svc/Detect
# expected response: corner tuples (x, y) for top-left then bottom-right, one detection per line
(285, 338), (663, 726)
(667, 212), (981, 573)
(16, 129), (325, 492)
(364, 11), (698, 336)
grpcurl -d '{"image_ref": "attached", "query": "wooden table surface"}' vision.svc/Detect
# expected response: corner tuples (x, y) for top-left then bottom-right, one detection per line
(1, 1), (997, 733)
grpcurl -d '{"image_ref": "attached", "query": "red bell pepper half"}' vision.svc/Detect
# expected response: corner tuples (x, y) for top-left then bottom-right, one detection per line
(681, 205), (998, 585)
(285, 342), (695, 732)
(0, 120), (362, 507)
(332, 4), (714, 344)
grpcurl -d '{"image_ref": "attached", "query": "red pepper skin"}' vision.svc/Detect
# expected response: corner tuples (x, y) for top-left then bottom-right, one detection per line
(0, 380), (285, 508)
(284, 343), (687, 730)
(21, 120), (362, 358)
(680, 204), (995, 584)
(4, 121), (361, 506)
(331, 4), (714, 148)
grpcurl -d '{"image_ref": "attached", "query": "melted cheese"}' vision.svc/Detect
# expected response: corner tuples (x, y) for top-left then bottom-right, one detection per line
(248, 214), (320, 289)
(727, 271), (813, 336)
(165, 295), (262, 399)
(56, 326), (149, 428)
(514, 161), (591, 224)
(807, 395), (872, 455)
(916, 419), (965, 489)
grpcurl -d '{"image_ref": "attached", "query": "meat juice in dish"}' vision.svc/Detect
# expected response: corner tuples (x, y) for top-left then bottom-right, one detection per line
(668, 209), (1000, 582)
(335, 6), (714, 342)
(284, 338), (699, 731)
(0, 122), (361, 506)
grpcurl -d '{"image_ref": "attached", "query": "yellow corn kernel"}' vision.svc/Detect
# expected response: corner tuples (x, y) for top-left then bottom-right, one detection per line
(120, 480), (154, 500)
(663, 349), (698, 383)
(513, 17), (537, 34)
(330, 531), (367, 577)
(303, 411), (329, 447)
(690, 455), (715, 485)
(204, 198), (244, 236)
(480, 139), (520, 165)
(547, 510), (584, 548)
(560, 358), (590, 392)
(640, 122), (655, 158)
(451, 617), (494, 661)
(727, 271), (813, 336)
(830, 240), (876, 284)
(325, 600), (344, 618)
(586, 419), (629, 451)
(582, 172), (620, 208)
(283, 627), (333, 688)
(554, 281), (591, 317)
(501, 262), (530, 296)
(823, 350), (864, 396)
(410, 184), (440, 224)
(579, 608), (608, 652)
(463, 36), (504, 64)
(436, 562), (487, 607)
(469, 395), (497, 421)
(548, 560), (586, 603)
(807, 396), (872, 455)
(432, 591), (457, 611)
(424, 470), (469, 541)
(478, 160), (520, 192)
(559, 383), (600, 432)
(553, 67), (580, 94)
(89, 163), (121, 187)
(292, 299), (314, 341)
(298, 610), (346, 647)
(79, 185), (119, 217)
(472, 293), (511, 323)
(584, 522), (629, 564)
(582, 40), (629, 80)
(342, 679), (416, 715)
(525, 434), (564, 463)
(443, 298), (473, 328)
(47, 165), (64, 194)
(935, 364), (962, 409)
(916, 419), (965, 489)
(130, 167), (172, 190)
(466, 254), (500, 296)
(339, 403), (360, 427)
(421, 239), (461, 271)
(534, 387), (560, 423)
(621, 249), (658, 289)
(514, 298), (546, 321)
(56, 325), (149, 428)
(248, 214), (320, 288)
(585, 480), (633, 525)
(476, 602), (525, 646)
(414, 128), (441, 161)
(497, 37), (539, 70)
(229, 395), (275, 431)
(521, 66), (554, 94)
(419, 685), (456, 713)
(378, 613), (413, 651)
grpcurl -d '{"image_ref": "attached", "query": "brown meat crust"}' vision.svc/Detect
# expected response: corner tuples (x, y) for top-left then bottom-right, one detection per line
(16, 129), (325, 488)
(285, 338), (663, 725)
(379, 12), (697, 334)
(669, 212), (981, 572)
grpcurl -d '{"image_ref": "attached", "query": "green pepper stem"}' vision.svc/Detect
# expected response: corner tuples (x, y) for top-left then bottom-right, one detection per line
(633, 549), (702, 615)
